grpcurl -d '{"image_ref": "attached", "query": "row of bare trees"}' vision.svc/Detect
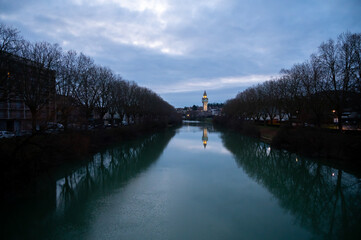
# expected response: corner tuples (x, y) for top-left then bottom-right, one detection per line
(1, 23), (179, 132)
(223, 32), (361, 130)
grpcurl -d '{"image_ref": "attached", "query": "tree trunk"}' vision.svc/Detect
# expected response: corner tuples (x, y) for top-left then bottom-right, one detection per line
(30, 108), (38, 134)
(269, 115), (274, 126)
(110, 113), (114, 127)
(99, 112), (106, 125)
(337, 114), (343, 131)
(63, 116), (69, 131)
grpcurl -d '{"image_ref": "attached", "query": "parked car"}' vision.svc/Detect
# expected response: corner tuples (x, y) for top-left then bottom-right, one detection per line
(0, 131), (16, 138)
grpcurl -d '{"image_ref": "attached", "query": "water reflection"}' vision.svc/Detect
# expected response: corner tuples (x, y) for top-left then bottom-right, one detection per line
(202, 128), (208, 148)
(56, 130), (176, 215)
(3, 124), (361, 240)
(221, 131), (361, 240)
(2, 129), (176, 240)
(182, 121), (215, 149)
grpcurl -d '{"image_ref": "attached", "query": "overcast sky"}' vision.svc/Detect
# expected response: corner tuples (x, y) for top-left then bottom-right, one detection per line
(1, 0), (361, 107)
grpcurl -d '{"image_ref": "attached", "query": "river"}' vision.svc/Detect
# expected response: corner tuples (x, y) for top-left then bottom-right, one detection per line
(2, 122), (361, 239)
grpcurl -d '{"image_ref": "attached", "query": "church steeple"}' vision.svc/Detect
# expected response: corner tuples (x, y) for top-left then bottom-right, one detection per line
(202, 91), (208, 111)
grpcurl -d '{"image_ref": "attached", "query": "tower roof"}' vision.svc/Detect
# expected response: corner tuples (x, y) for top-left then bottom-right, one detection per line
(203, 90), (207, 96)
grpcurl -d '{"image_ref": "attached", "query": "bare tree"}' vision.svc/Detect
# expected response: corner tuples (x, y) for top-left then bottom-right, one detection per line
(114, 80), (130, 125)
(340, 33), (361, 115)
(350, 33), (361, 113)
(351, 34), (361, 95)
(0, 23), (22, 54)
(318, 38), (344, 130)
(317, 33), (361, 130)
(222, 31), (361, 129)
(107, 77), (121, 126)
(0, 23), (23, 102)
(124, 82), (139, 124)
(72, 53), (99, 128)
(1, 22), (180, 133)
(299, 55), (329, 127)
(280, 66), (304, 125)
(263, 80), (278, 125)
(57, 50), (78, 130)
(274, 78), (288, 123)
(94, 66), (114, 122)
(17, 41), (62, 132)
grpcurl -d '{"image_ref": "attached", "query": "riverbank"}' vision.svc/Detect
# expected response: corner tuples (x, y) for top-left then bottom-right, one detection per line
(271, 126), (361, 169)
(0, 122), (180, 201)
(213, 116), (361, 171)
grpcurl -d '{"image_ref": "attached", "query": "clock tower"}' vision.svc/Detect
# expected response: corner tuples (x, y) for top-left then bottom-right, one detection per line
(202, 91), (208, 111)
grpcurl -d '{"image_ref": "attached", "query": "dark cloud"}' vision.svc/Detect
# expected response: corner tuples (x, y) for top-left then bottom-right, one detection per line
(1, 0), (360, 107)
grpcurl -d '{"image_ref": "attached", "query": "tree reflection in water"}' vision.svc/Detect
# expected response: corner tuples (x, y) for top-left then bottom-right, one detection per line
(2, 129), (175, 240)
(56, 130), (176, 215)
(221, 131), (361, 240)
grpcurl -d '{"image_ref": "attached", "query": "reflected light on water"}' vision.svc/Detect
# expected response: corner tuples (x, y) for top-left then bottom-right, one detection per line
(172, 138), (231, 155)
(202, 128), (208, 148)
(266, 147), (271, 156)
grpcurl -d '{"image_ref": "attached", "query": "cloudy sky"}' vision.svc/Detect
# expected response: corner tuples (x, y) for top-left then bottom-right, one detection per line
(1, 0), (361, 107)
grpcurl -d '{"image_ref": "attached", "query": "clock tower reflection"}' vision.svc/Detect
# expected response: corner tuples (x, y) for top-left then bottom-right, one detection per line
(202, 128), (208, 148)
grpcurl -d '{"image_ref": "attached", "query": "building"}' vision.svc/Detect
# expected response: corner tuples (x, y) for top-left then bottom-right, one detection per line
(210, 108), (221, 116)
(202, 91), (208, 111)
(0, 52), (56, 133)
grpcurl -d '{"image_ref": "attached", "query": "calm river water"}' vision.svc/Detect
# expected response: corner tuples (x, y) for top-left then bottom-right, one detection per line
(2, 122), (361, 239)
